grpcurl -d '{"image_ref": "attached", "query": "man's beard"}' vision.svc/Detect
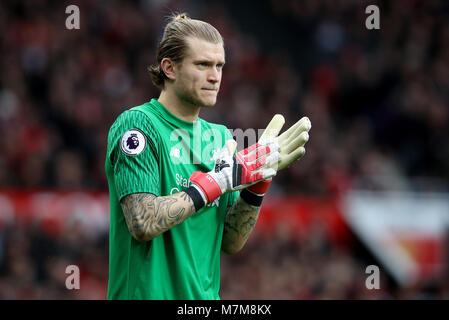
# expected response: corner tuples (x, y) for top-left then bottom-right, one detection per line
(175, 84), (217, 108)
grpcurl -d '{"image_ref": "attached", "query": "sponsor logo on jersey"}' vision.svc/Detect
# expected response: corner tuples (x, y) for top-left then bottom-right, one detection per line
(170, 147), (181, 159)
(120, 129), (146, 156)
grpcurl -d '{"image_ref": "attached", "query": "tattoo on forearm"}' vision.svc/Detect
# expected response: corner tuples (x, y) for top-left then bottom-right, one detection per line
(120, 192), (195, 242)
(222, 196), (261, 253)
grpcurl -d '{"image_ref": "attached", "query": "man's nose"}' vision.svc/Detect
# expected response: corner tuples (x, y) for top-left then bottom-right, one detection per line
(207, 68), (220, 83)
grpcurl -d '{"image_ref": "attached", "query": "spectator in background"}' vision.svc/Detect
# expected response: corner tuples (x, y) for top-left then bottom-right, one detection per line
(1, 0), (448, 193)
(1, 0), (449, 300)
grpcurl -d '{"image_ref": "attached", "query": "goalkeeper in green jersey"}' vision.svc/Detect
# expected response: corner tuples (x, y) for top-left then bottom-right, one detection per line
(105, 13), (311, 300)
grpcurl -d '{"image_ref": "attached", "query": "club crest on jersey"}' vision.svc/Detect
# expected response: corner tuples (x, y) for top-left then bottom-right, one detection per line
(120, 129), (146, 156)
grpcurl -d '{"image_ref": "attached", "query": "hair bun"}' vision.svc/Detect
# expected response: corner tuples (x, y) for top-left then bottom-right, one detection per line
(175, 13), (189, 20)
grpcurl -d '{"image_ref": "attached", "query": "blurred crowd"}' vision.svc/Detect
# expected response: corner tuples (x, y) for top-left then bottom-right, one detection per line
(1, 0), (449, 299)
(1, 218), (449, 299)
(1, 0), (448, 193)
(0, 219), (108, 299)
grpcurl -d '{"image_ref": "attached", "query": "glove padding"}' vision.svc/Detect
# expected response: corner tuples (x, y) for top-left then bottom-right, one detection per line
(245, 114), (311, 196)
(259, 115), (311, 171)
(189, 139), (280, 204)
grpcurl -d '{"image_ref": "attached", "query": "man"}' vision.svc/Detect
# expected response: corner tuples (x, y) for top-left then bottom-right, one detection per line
(105, 13), (311, 299)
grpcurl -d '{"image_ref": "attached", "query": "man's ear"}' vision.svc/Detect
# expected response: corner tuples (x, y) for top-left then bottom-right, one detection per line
(161, 58), (176, 81)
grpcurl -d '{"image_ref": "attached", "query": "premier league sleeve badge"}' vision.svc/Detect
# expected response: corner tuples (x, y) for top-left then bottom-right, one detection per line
(120, 129), (147, 156)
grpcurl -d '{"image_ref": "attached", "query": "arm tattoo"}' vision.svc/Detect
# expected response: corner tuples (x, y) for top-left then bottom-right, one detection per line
(120, 192), (196, 242)
(222, 196), (261, 254)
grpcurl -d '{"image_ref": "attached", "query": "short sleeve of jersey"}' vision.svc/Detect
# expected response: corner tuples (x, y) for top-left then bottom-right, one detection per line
(107, 110), (161, 200)
(224, 127), (240, 208)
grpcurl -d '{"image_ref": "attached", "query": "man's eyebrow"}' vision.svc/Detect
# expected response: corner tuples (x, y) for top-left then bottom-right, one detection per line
(193, 59), (225, 65)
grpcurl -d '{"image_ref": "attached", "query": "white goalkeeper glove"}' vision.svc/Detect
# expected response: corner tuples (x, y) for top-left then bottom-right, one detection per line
(245, 114), (311, 196)
(270, 116), (311, 171)
(189, 138), (280, 204)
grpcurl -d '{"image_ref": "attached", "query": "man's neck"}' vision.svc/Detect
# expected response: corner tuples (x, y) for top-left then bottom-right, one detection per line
(157, 90), (200, 123)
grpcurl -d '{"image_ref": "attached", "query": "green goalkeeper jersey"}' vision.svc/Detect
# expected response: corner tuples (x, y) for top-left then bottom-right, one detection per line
(105, 98), (239, 300)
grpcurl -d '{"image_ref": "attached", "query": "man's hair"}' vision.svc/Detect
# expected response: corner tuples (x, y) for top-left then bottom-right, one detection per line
(148, 13), (224, 90)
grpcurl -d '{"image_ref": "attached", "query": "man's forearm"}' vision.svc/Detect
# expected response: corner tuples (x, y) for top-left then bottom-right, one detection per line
(120, 192), (196, 242)
(222, 195), (261, 254)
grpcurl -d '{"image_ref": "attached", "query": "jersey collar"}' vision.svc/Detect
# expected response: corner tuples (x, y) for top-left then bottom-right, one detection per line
(149, 99), (201, 130)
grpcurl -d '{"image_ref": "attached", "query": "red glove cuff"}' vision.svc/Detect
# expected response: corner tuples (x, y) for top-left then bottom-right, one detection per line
(247, 179), (272, 195)
(189, 171), (222, 204)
